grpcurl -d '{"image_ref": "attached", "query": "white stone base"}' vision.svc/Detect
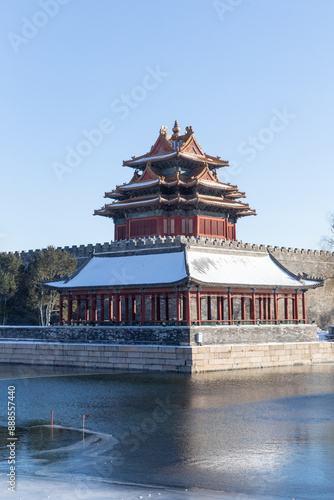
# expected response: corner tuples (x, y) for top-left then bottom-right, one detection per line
(0, 341), (333, 373)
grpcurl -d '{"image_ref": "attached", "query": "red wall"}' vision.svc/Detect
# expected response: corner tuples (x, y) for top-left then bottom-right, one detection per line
(114, 215), (236, 241)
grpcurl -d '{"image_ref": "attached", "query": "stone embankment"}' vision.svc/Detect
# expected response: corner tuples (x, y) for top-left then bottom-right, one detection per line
(0, 340), (333, 373)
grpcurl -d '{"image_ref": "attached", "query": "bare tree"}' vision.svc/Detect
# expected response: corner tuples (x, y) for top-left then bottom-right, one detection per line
(26, 247), (76, 326)
(321, 213), (334, 250)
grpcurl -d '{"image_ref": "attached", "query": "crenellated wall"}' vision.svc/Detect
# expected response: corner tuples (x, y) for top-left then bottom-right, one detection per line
(8, 236), (334, 328)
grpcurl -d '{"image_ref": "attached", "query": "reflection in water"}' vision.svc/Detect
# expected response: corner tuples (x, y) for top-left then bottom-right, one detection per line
(0, 364), (333, 498)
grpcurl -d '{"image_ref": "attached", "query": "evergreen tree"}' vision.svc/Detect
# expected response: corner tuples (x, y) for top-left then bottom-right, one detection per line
(0, 253), (23, 324)
(26, 247), (76, 326)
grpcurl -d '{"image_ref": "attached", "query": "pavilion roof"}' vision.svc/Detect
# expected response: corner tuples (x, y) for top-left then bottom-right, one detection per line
(104, 163), (238, 198)
(95, 160), (254, 217)
(45, 247), (321, 291)
(123, 122), (229, 170)
(95, 122), (256, 219)
(94, 192), (255, 216)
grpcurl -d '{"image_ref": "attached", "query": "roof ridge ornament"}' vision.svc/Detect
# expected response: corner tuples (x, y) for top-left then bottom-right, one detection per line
(172, 120), (181, 135)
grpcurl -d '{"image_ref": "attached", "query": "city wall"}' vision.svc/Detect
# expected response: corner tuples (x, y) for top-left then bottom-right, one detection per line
(9, 236), (334, 329)
(0, 340), (333, 373)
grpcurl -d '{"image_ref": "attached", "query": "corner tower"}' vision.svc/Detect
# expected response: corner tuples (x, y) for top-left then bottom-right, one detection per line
(94, 121), (256, 241)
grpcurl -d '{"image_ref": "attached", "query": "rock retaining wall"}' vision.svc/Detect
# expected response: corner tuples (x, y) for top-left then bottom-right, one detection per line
(0, 341), (333, 373)
(0, 324), (318, 346)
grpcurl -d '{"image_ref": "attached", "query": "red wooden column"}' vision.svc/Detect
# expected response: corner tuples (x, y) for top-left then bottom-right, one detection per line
(258, 297), (262, 322)
(76, 296), (81, 325)
(284, 296), (289, 323)
(251, 289), (256, 324)
(132, 296), (136, 322)
(151, 294), (156, 324)
(185, 289), (191, 326)
(85, 298), (89, 323)
(221, 297), (225, 321)
(196, 288), (201, 326)
(115, 292), (121, 325)
(108, 295), (113, 322)
(94, 295), (98, 323)
(100, 295), (105, 324)
(267, 296), (272, 322)
(124, 296), (129, 323)
(89, 293), (97, 324)
(59, 294), (63, 325)
(302, 291), (306, 324)
(294, 291), (299, 323)
(241, 296), (246, 322)
(176, 290), (180, 326)
(274, 291), (279, 324)
(165, 294), (169, 322)
(67, 294), (72, 325)
(207, 296), (212, 321)
(217, 296), (221, 322)
(156, 296), (161, 322)
(263, 297), (267, 322)
(182, 294), (187, 321)
(141, 290), (146, 325)
(227, 289), (233, 325)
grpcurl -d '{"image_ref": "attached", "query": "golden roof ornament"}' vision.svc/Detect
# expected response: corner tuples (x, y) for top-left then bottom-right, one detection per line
(172, 120), (180, 136)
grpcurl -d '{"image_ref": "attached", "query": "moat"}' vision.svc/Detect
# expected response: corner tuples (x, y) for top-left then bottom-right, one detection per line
(0, 363), (334, 499)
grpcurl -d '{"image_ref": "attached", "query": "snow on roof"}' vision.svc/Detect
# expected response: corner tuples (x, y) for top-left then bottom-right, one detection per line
(186, 249), (308, 288)
(46, 247), (319, 290)
(180, 152), (208, 161)
(46, 252), (187, 289)
(128, 153), (176, 163)
(119, 179), (159, 189)
(109, 197), (160, 208)
(200, 179), (228, 188)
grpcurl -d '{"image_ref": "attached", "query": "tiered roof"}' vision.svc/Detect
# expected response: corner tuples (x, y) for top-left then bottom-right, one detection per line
(94, 122), (256, 219)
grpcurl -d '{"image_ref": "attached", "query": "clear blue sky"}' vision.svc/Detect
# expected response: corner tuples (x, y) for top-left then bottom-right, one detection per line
(1, 0), (333, 252)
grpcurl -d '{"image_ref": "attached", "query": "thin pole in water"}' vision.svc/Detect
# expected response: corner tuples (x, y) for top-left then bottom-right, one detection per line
(83, 414), (90, 440)
(51, 410), (54, 440)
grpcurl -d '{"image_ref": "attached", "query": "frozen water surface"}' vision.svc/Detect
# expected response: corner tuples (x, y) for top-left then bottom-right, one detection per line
(0, 363), (333, 499)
